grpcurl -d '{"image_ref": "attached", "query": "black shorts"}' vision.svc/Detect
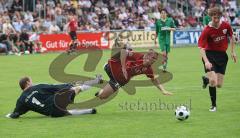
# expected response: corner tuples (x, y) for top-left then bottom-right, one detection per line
(203, 50), (228, 75)
(69, 31), (77, 40)
(51, 90), (76, 117)
(104, 64), (122, 91)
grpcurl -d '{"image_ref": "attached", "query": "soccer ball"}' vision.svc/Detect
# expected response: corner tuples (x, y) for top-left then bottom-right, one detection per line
(175, 106), (190, 121)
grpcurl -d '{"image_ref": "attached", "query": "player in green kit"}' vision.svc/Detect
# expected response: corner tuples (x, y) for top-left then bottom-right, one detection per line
(155, 9), (176, 72)
(203, 9), (211, 27)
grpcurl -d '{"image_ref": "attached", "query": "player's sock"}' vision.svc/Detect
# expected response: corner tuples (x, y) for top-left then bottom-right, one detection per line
(163, 61), (167, 71)
(163, 64), (166, 70)
(73, 75), (103, 87)
(68, 108), (97, 115)
(163, 55), (168, 71)
(72, 84), (91, 94)
(79, 84), (91, 91)
(202, 76), (209, 89)
(209, 86), (216, 107)
(83, 75), (103, 85)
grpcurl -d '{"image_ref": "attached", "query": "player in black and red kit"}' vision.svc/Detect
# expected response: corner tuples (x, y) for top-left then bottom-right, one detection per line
(67, 15), (79, 54)
(198, 7), (237, 112)
(95, 47), (172, 100)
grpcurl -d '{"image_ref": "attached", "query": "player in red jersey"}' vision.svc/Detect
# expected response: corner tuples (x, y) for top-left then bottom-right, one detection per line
(95, 47), (172, 100)
(67, 15), (79, 54)
(198, 7), (237, 112)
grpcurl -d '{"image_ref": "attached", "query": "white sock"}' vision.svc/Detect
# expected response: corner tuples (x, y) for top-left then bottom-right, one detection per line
(68, 109), (93, 115)
(79, 84), (91, 91)
(83, 79), (99, 86)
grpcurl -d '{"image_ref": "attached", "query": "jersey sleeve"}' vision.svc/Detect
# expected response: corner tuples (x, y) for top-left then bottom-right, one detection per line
(145, 67), (154, 79)
(10, 99), (29, 119)
(198, 27), (208, 49)
(39, 83), (73, 94)
(203, 16), (208, 26)
(170, 18), (176, 28)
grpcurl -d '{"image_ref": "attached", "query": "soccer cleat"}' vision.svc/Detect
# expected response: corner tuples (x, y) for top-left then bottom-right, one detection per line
(202, 76), (209, 89)
(95, 92), (99, 97)
(96, 74), (103, 84)
(91, 108), (97, 114)
(209, 106), (217, 112)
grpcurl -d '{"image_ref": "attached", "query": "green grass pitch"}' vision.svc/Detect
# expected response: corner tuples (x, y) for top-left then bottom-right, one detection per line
(0, 46), (240, 138)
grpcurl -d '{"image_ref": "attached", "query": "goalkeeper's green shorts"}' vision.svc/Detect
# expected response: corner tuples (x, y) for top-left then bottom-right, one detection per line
(159, 43), (170, 53)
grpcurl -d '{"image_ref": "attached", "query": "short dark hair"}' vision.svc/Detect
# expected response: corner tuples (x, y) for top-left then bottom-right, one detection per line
(19, 77), (30, 90)
(160, 8), (168, 14)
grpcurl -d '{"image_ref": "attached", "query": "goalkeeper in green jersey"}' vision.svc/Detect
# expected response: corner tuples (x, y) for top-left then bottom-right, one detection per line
(155, 9), (176, 72)
(203, 9), (211, 27)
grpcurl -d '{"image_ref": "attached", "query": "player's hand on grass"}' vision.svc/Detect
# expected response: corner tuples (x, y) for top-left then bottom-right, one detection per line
(231, 51), (237, 63)
(205, 62), (212, 70)
(122, 67), (128, 79)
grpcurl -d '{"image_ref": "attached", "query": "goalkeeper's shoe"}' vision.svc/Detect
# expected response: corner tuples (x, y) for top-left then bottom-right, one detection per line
(91, 108), (97, 114)
(95, 92), (99, 97)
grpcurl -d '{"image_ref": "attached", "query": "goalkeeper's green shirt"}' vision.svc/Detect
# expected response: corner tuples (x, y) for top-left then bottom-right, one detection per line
(203, 15), (211, 26)
(155, 17), (175, 46)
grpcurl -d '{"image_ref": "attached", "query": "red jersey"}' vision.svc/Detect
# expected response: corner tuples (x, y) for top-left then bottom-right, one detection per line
(109, 52), (154, 85)
(68, 19), (78, 32)
(198, 21), (233, 52)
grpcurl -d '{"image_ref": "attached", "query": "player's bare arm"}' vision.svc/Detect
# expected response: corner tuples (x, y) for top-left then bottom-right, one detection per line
(230, 35), (237, 63)
(200, 48), (212, 70)
(151, 76), (172, 96)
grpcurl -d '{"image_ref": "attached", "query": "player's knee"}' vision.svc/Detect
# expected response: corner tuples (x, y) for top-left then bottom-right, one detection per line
(209, 79), (217, 87)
